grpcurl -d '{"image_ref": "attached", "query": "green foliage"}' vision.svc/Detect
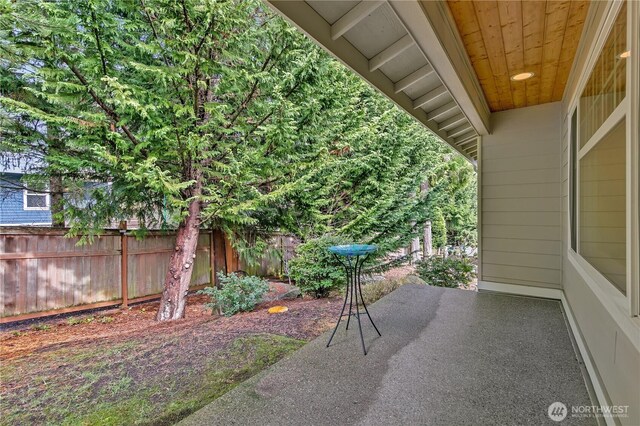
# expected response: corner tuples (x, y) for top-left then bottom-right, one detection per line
(425, 156), (477, 248)
(30, 323), (52, 332)
(416, 256), (476, 288)
(66, 316), (95, 326)
(199, 272), (269, 317)
(1, 0), (477, 307)
(288, 236), (347, 298)
(431, 208), (447, 249)
(0, 0), (476, 247)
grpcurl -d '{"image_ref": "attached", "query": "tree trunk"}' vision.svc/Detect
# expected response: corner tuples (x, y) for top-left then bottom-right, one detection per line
(50, 175), (65, 227)
(156, 194), (202, 321)
(410, 232), (421, 263)
(423, 220), (432, 257)
(419, 180), (430, 259)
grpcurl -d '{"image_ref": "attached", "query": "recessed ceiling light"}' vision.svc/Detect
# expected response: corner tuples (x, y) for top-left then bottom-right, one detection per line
(510, 72), (535, 81)
(618, 50), (631, 59)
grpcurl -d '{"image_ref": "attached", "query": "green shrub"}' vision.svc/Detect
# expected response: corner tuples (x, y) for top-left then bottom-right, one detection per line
(288, 235), (347, 298)
(416, 256), (475, 288)
(198, 272), (270, 317)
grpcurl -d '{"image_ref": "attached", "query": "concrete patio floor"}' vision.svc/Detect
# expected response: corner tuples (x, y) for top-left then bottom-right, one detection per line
(180, 284), (597, 426)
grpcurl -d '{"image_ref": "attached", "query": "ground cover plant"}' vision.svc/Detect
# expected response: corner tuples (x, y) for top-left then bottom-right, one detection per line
(199, 272), (270, 316)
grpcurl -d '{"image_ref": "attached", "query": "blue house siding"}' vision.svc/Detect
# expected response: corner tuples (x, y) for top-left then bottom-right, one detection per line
(0, 173), (52, 226)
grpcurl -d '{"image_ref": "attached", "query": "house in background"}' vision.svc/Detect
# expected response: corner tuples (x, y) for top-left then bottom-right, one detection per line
(267, 0), (639, 424)
(0, 164), (52, 226)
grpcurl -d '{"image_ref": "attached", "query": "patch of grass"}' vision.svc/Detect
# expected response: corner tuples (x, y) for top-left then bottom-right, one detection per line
(103, 340), (139, 357)
(67, 316), (97, 326)
(99, 316), (114, 324)
(56, 334), (305, 426)
(61, 396), (155, 426)
(107, 376), (133, 396)
(30, 323), (52, 332)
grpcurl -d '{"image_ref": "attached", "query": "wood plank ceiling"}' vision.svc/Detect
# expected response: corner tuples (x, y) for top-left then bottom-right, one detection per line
(446, 0), (590, 112)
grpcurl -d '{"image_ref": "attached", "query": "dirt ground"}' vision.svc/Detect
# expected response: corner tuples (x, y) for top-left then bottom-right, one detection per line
(0, 293), (343, 425)
(0, 267), (421, 425)
(0, 294), (342, 361)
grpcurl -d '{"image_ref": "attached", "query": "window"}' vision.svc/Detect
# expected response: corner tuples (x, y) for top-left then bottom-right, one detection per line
(579, 120), (626, 293)
(579, 3), (627, 148)
(23, 190), (49, 211)
(570, 109), (577, 252)
(573, 2), (628, 295)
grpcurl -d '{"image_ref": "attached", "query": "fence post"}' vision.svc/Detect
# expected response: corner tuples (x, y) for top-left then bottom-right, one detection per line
(209, 230), (215, 287)
(120, 224), (128, 308)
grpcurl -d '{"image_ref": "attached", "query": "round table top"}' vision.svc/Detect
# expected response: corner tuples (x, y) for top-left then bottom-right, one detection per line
(328, 244), (377, 256)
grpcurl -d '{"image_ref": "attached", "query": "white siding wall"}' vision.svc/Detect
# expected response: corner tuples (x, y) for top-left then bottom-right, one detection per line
(480, 103), (563, 289)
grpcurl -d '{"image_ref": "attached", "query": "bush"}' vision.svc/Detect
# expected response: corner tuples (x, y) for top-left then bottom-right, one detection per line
(198, 272), (270, 317)
(416, 256), (475, 288)
(288, 235), (347, 298)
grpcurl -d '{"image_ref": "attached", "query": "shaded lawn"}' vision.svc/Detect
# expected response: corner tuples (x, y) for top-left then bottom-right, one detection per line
(2, 333), (303, 426)
(0, 296), (342, 425)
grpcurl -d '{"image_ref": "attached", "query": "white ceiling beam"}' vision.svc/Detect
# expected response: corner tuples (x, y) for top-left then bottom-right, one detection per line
(454, 131), (477, 145)
(438, 113), (466, 131)
(458, 138), (477, 147)
(448, 124), (473, 138)
(369, 34), (414, 72)
(394, 64), (434, 93)
(426, 101), (458, 121)
(413, 86), (447, 109)
(331, 1), (385, 40)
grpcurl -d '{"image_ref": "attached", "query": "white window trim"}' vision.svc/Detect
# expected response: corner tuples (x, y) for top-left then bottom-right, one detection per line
(566, 0), (639, 318)
(628, 0), (640, 317)
(23, 189), (50, 211)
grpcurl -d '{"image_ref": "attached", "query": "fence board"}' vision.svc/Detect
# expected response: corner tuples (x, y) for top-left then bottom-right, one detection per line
(0, 228), (291, 320)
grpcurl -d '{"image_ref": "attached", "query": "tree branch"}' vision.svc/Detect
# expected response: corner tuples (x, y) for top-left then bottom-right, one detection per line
(61, 59), (140, 147)
(90, 9), (108, 76)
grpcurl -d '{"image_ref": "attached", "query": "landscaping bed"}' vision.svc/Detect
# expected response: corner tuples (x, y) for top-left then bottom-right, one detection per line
(0, 294), (342, 425)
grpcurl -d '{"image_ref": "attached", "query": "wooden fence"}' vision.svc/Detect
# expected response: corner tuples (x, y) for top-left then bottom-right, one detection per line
(0, 228), (296, 322)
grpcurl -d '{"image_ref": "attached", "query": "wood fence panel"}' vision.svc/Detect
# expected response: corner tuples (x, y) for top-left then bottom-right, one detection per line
(0, 232), (121, 317)
(0, 228), (288, 321)
(126, 232), (211, 299)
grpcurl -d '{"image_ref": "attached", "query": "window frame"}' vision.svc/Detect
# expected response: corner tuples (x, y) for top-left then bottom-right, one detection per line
(566, 0), (638, 318)
(23, 189), (50, 211)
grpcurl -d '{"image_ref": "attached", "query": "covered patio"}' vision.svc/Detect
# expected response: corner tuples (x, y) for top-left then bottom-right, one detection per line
(180, 285), (595, 425)
(231, 0), (639, 424)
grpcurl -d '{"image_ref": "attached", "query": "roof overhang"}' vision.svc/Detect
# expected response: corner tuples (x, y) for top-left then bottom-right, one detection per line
(266, 0), (492, 164)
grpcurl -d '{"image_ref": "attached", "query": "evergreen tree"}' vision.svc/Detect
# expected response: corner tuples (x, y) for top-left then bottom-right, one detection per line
(431, 207), (447, 251)
(1, 0), (477, 316)
(2, 0), (350, 320)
